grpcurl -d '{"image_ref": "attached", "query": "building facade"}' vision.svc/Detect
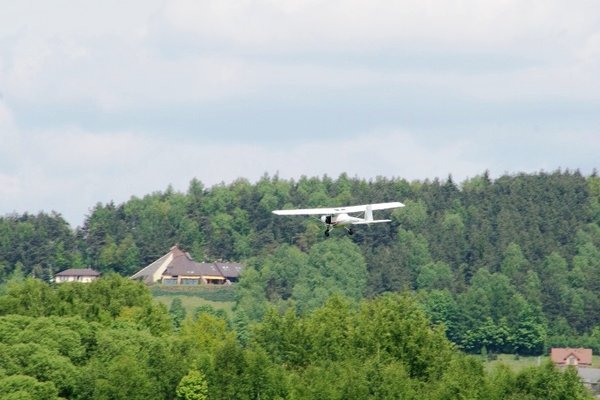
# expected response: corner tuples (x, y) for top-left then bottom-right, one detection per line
(54, 268), (100, 283)
(131, 245), (243, 285)
(550, 348), (593, 367)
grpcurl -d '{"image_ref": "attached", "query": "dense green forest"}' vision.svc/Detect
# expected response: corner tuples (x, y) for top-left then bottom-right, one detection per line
(0, 275), (592, 399)
(1, 170), (600, 397)
(2, 170), (600, 352)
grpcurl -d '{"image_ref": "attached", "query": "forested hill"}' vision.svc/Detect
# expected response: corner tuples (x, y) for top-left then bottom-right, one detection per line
(1, 169), (600, 354)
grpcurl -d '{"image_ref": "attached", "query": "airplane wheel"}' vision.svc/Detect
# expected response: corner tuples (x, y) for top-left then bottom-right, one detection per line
(324, 230), (330, 237)
(348, 228), (354, 235)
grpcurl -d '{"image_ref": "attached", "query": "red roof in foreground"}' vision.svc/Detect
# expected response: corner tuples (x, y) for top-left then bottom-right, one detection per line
(550, 348), (593, 365)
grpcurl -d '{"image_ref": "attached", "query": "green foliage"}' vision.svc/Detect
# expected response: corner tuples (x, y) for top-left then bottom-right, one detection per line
(259, 244), (306, 302)
(235, 239), (368, 318)
(1, 170), (600, 397)
(293, 238), (367, 313)
(176, 370), (208, 400)
(419, 289), (461, 342)
(210, 337), (251, 400)
(367, 227), (432, 295)
(151, 285), (236, 302)
(0, 276), (594, 399)
(0, 375), (61, 400)
(433, 355), (486, 399)
(354, 293), (455, 380)
(511, 362), (591, 400)
(251, 307), (309, 367)
(234, 266), (269, 320)
(0, 277), (58, 316)
(416, 261), (453, 290)
(169, 297), (187, 329)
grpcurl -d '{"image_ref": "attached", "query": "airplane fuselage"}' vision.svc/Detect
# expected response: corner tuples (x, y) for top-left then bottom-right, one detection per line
(321, 213), (363, 227)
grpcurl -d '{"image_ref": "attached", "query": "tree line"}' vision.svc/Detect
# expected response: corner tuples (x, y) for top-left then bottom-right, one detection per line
(0, 275), (592, 399)
(1, 170), (600, 354)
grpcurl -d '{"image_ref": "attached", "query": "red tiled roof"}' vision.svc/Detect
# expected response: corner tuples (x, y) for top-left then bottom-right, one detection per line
(550, 348), (592, 365)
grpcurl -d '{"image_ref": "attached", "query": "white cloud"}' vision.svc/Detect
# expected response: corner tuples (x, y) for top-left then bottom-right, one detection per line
(0, 100), (14, 128)
(0, 101), (21, 203)
(0, 174), (20, 198)
(2, 35), (260, 110)
(5, 0), (594, 55)
(254, 131), (479, 182)
(0, 101), (20, 172)
(0, 1), (161, 38)
(158, 0), (599, 53)
(2, 0), (600, 114)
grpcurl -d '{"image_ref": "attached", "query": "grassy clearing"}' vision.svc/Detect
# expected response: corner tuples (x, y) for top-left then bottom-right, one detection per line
(154, 295), (235, 317)
(484, 354), (546, 372)
(484, 354), (600, 372)
(150, 284), (236, 302)
(151, 284), (236, 318)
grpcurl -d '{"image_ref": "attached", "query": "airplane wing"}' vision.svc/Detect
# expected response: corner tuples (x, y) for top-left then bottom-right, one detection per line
(272, 202), (404, 216)
(272, 207), (345, 215)
(366, 202), (405, 211)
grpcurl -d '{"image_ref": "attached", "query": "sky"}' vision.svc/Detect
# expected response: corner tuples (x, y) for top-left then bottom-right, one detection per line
(1, 0), (599, 227)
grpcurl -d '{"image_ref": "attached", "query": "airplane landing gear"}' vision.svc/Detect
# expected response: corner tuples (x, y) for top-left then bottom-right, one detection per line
(347, 227), (354, 235)
(324, 228), (331, 237)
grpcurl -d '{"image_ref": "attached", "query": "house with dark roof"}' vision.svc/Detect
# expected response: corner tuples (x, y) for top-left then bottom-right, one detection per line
(215, 262), (244, 283)
(54, 268), (100, 283)
(162, 261), (226, 285)
(550, 348), (593, 367)
(131, 245), (243, 285)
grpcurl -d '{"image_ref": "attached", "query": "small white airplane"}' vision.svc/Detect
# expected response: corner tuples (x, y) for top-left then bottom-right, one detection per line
(272, 202), (405, 236)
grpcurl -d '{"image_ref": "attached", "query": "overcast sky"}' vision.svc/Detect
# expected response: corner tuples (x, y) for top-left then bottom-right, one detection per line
(1, 0), (599, 227)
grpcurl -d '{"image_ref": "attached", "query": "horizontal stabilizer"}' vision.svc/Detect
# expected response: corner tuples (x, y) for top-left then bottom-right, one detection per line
(352, 219), (391, 225)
